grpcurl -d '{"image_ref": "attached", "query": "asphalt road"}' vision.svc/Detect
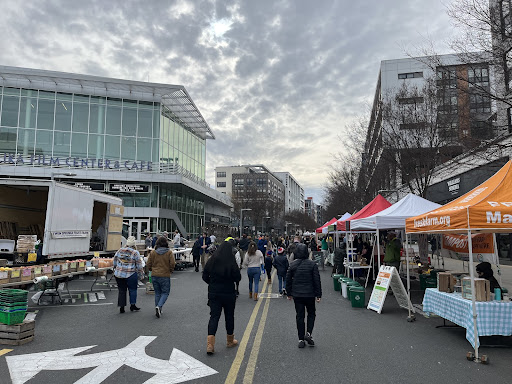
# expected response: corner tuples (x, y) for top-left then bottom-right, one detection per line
(1, 266), (512, 384)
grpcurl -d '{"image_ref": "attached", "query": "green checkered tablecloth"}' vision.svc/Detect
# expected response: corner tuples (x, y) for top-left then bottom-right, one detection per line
(423, 288), (512, 347)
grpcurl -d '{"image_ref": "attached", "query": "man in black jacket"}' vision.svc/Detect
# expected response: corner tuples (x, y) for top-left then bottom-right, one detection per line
(286, 242), (322, 348)
(238, 234), (250, 267)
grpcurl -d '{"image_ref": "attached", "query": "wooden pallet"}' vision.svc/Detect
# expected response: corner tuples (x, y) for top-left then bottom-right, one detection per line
(0, 319), (35, 346)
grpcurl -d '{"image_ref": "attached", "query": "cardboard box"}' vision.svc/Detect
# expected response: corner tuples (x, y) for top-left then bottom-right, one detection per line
(33, 267), (42, 277)
(0, 270), (9, 285)
(9, 268), (21, 283)
(42, 265), (52, 278)
(77, 261), (86, 272)
(438, 272), (457, 293)
(51, 264), (61, 276)
(60, 263), (69, 274)
(21, 267), (33, 281)
(462, 277), (491, 301)
(68, 262), (77, 272)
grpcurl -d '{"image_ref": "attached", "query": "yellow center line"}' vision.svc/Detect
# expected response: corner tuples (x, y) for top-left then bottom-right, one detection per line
(0, 349), (13, 356)
(224, 273), (269, 384)
(242, 270), (275, 384)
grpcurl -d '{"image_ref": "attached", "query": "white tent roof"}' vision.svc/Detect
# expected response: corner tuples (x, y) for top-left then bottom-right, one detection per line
(324, 212), (351, 233)
(350, 193), (441, 231)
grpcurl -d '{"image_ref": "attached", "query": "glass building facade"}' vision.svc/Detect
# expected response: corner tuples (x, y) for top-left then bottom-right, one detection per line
(0, 68), (228, 239)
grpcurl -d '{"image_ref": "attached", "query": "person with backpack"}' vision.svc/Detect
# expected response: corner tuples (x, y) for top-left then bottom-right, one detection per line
(264, 250), (273, 283)
(202, 241), (241, 355)
(286, 242), (322, 348)
(273, 247), (289, 296)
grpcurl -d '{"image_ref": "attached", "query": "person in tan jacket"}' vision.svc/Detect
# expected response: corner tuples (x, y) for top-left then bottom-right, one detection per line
(147, 236), (176, 318)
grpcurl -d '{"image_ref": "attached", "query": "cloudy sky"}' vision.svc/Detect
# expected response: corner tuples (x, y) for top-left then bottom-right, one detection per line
(0, 0), (456, 202)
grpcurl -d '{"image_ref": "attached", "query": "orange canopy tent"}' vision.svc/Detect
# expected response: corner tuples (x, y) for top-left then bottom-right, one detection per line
(405, 160), (512, 362)
(405, 160), (512, 234)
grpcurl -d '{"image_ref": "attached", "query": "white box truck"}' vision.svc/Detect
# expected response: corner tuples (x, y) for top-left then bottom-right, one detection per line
(0, 178), (124, 261)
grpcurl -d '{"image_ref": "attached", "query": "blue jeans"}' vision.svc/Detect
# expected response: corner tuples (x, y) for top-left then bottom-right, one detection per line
(277, 275), (286, 293)
(152, 276), (171, 308)
(115, 272), (138, 307)
(247, 267), (261, 293)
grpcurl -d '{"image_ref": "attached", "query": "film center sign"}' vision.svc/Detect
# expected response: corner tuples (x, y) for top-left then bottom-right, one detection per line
(0, 153), (153, 171)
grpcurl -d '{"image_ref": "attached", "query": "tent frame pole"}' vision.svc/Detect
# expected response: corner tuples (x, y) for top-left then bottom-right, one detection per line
(467, 229), (480, 362)
(406, 234), (415, 322)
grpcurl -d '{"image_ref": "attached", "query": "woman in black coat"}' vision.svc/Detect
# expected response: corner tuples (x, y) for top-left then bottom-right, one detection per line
(202, 241), (241, 355)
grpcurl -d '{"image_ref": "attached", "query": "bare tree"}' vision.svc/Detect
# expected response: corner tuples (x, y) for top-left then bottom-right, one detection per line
(283, 210), (319, 233)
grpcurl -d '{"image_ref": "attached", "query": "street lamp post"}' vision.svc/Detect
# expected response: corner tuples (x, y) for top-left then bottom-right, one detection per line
(262, 216), (271, 235)
(240, 208), (252, 238)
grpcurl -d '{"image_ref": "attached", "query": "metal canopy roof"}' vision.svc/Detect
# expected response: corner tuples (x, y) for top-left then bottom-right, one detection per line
(0, 65), (215, 139)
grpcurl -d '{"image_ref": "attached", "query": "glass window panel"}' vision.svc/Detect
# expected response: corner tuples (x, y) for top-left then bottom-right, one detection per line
(1, 96), (20, 127)
(3, 87), (20, 96)
(38, 91), (55, 100)
(17, 128), (35, 156)
(36, 99), (55, 130)
(105, 135), (120, 159)
(106, 106), (121, 135)
(56, 92), (73, 101)
(137, 137), (151, 162)
(122, 107), (137, 136)
(35, 130), (53, 156)
(53, 131), (71, 157)
(153, 106), (160, 138)
(121, 136), (136, 160)
(19, 97), (37, 128)
(90, 104), (105, 134)
(72, 102), (89, 133)
(152, 139), (159, 163)
(138, 109), (152, 138)
(139, 100), (153, 109)
(88, 134), (104, 159)
(107, 98), (122, 107)
(71, 133), (88, 158)
(123, 99), (138, 108)
(74, 94), (90, 103)
(0, 127), (17, 153)
(160, 140), (169, 163)
(90, 96), (106, 105)
(55, 101), (72, 131)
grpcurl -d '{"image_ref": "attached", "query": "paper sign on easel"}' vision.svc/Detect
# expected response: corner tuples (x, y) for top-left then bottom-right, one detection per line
(367, 266), (415, 314)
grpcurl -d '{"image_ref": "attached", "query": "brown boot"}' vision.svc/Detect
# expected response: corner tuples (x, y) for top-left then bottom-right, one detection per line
(268, 278), (272, 283)
(207, 335), (215, 355)
(249, 292), (252, 299)
(254, 293), (258, 301)
(227, 334), (238, 348)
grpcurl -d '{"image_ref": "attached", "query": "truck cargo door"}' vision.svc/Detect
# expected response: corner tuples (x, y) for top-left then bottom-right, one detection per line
(106, 204), (124, 251)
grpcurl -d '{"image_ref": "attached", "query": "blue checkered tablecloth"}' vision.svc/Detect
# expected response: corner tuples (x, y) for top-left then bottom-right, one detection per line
(423, 288), (512, 348)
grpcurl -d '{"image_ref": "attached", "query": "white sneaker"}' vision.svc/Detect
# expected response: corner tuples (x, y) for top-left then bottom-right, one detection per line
(155, 306), (161, 318)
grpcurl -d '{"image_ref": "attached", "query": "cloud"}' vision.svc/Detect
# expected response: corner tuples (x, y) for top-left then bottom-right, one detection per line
(0, 0), (455, 204)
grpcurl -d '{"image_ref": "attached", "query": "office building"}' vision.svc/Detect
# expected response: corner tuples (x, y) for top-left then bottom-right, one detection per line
(0, 66), (231, 240)
(273, 172), (304, 213)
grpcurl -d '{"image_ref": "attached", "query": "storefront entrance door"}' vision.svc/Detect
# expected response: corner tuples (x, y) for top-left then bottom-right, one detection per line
(128, 219), (150, 241)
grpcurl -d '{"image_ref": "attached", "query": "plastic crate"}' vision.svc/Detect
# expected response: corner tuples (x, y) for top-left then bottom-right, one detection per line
(0, 305), (27, 311)
(0, 289), (29, 299)
(0, 309), (26, 325)
(0, 301), (28, 307)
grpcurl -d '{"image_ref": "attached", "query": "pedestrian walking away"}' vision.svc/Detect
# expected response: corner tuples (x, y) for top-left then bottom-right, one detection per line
(264, 250), (273, 283)
(286, 242), (322, 348)
(199, 232), (212, 270)
(202, 241), (242, 355)
(242, 241), (264, 301)
(273, 247), (289, 295)
(238, 233), (250, 267)
(192, 236), (202, 272)
(113, 236), (144, 313)
(147, 236), (176, 318)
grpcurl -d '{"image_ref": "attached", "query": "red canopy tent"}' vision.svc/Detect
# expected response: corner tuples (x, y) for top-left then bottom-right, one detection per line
(316, 217), (338, 233)
(337, 194), (392, 232)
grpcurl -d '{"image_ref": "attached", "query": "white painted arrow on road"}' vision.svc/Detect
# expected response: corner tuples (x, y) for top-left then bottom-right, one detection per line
(6, 336), (217, 384)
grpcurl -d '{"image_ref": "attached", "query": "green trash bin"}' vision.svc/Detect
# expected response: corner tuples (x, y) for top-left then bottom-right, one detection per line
(345, 280), (360, 299)
(332, 274), (344, 291)
(349, 286), (365, 308)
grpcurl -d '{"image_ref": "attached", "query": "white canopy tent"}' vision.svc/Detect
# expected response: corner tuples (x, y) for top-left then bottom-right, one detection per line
(350, 193), (441, 319)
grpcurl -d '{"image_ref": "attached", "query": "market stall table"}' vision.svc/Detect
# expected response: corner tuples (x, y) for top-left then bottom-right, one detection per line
(423, 288), (512, 347)
(344, 262), (372, 286)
